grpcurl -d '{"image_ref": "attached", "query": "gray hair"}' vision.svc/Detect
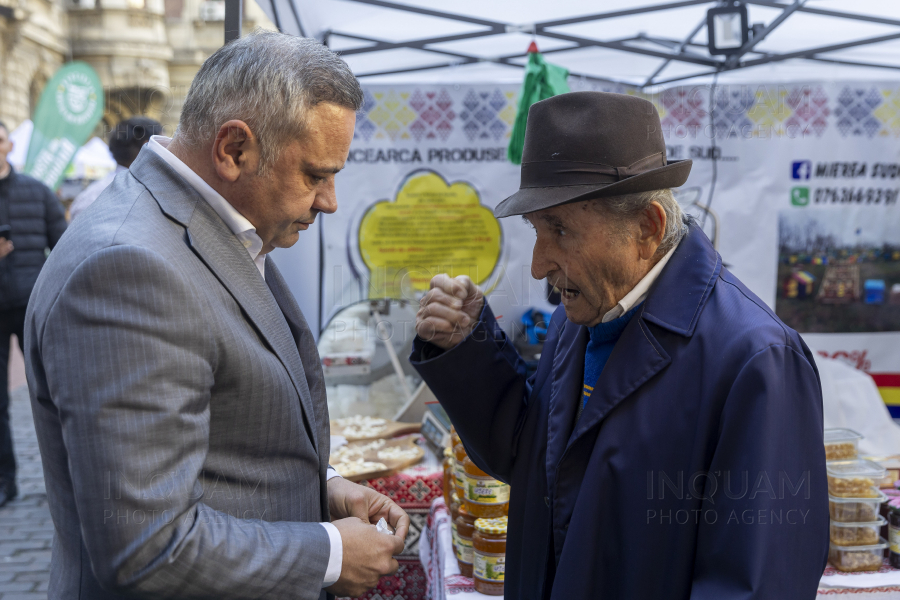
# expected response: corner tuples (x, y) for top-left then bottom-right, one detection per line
(175, 30), (363, 174)
(593, 188), (687, 256)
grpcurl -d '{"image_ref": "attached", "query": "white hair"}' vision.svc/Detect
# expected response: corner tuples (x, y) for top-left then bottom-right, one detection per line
(593, 188), (688, 256)
(175, 30), (363, 174)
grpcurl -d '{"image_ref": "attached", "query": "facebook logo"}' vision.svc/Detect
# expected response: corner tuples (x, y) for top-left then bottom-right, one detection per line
(792, 160), (811, 180)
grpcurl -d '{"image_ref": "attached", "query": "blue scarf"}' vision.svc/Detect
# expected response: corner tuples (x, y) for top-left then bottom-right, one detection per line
(581, 304), (642, 413)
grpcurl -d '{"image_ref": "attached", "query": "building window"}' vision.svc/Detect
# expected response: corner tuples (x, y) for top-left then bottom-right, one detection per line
(199, 0), (225, 21)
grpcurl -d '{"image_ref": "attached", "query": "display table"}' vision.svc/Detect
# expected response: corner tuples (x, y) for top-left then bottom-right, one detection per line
(819, 562), (900, 598)
(420, 497), (500, 599)
(345, 439), (444, 600)
(419, 496), (900, 600)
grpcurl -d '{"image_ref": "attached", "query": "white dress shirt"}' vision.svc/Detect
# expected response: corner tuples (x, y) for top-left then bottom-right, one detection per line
(149, 137), (343, 587)
(600, 241), (680, 323)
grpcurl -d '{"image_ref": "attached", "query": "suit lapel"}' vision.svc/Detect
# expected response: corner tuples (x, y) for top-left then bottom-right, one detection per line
(265, 260), (324, 452)
(131, 148), (322, 452)
(546, 320), (587, 493)
(185, 199), (320, 452)
(565, 310), (671, 454)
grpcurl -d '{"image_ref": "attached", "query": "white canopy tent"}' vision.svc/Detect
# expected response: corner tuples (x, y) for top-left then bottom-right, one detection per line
(249, 0), (900, 86)
(262, 1), (900, 338)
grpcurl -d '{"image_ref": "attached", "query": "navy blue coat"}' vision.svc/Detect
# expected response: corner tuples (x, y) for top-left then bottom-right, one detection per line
(411, 225), (829, 600)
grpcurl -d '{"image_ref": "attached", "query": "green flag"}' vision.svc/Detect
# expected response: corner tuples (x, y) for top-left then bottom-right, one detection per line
(507, 48), (570, 165)
(24, 62), (105, 190)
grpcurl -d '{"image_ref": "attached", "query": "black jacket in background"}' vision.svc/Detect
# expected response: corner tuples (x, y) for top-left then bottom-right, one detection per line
(0, 167), (67, 310)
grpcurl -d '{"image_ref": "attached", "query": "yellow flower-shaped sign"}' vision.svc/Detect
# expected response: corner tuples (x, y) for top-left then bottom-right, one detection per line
(359, 171), (502, 299)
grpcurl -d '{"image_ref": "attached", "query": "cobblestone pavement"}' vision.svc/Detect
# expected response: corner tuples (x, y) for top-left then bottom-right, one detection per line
(0, 385), (52, 600)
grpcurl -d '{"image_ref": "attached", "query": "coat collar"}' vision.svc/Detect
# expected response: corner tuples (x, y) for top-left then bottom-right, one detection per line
(548, 223), (720, 470)
(641, 223), (722, 337)
(130, 147), (320, 453)
(129, 147), (199, 226)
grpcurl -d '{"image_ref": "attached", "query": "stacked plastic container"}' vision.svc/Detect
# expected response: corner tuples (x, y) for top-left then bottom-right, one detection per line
(825, 428), (889, 572)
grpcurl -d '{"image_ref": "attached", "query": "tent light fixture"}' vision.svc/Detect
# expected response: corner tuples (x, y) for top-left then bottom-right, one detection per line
(707, 2), (749, 56)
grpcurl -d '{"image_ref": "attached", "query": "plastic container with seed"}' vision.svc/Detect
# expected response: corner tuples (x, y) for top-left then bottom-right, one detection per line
(829, 490), (887, 522)
(830, 516), (887, 546)
(829, 537), (888, 572)
(827, 460), (886, 498)
(824, 428), (862, 462)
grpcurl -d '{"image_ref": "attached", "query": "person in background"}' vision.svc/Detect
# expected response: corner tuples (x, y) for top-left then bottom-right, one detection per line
(69, 117), (163, 220)
(0, 119), (67, 509)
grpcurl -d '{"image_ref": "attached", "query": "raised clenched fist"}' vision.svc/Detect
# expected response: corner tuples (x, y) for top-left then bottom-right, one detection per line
(415, 274), (484, 350)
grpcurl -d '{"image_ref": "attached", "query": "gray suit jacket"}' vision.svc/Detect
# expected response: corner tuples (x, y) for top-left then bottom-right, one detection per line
(24, 148), (333, 599)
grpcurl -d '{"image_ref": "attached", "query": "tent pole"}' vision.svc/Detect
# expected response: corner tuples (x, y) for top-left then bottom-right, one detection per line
(741, 32), (900, 68)
(743, 0), (900, 27)
(224, 0), (242, 43)
(642, 16), (710, 88)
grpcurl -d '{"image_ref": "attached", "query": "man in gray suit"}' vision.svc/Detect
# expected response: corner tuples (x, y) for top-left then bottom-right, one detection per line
(24, 31), (407, 599)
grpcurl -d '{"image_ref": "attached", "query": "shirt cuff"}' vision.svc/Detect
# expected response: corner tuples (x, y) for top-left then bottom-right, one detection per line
(326, 467), (342, 481)
(320, 522), (343, 587)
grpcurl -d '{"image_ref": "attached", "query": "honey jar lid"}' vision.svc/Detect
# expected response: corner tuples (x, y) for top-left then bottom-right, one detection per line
(452, 491), (459, 504)
(475, 516), (508, 534)
(444, 447), (454, 458)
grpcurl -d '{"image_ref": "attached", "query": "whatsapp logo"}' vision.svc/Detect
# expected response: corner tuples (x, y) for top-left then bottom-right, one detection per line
(791, 187), (810, 206)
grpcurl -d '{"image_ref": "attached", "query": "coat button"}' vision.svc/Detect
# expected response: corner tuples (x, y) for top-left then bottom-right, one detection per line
(544, 496), (550, 507)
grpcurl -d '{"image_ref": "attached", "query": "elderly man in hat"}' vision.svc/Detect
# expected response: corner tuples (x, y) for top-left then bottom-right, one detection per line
(412, 92), (828, 599)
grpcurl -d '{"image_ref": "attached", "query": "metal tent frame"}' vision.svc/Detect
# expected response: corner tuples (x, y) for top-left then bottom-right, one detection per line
(237, 0), (900, 88)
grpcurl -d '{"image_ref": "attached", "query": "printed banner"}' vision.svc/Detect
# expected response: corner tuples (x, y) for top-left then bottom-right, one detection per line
(24, 62), (105, 190)
(325, 82), (900, 412)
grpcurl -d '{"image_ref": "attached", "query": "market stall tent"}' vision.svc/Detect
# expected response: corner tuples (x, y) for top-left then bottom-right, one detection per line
(265, 0), (900, 339)
(259, 1), (900, 426)
(65, 136), (117, 180)
(251, 0), (900, 86)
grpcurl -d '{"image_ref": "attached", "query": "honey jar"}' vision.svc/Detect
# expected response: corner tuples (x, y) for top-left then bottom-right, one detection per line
(450, 493), (460, 556)
(442, 447), (454, 506)
(453, 443), (468, 499)
(463, 456), (510, 518)
(473, 516), (507, 596)
(455, 504), (477, 577)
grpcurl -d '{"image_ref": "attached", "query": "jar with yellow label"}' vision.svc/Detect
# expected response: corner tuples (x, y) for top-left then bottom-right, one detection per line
(890, 503), (900, 569)
(463, 456), (510, 518)
(450, 493), (460, 556)
(453, 443), (468, 499)
(442, 447), (454, 506)
(473, 516), (507, 596)
(455, 504), (476, 578)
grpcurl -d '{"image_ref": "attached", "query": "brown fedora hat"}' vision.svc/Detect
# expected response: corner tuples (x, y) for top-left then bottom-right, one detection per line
(495, 91), (692, 218)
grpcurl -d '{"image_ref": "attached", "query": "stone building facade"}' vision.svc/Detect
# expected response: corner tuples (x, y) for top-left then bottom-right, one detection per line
(0, 0), (275, 135)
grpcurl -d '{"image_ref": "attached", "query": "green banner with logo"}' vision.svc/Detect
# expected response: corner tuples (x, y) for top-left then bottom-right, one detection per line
(24, 62), (104, 190)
